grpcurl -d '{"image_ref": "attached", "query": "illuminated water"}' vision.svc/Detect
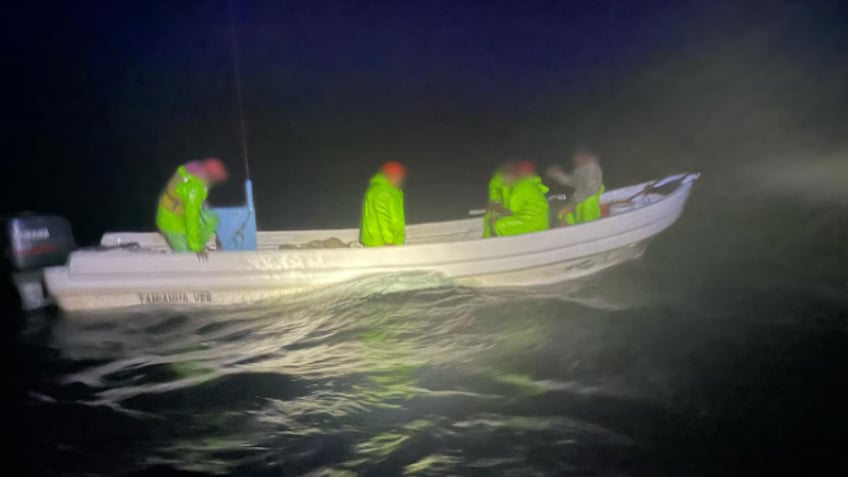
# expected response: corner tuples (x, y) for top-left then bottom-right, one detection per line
(7, 176), (848, 475)
(4, 0), (848, 474)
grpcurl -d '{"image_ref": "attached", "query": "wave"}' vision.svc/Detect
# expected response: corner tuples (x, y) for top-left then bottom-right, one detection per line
(27, 268), (668, 475)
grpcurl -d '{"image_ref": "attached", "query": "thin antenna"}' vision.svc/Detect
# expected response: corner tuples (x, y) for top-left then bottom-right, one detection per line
(228, 0), (250, 179)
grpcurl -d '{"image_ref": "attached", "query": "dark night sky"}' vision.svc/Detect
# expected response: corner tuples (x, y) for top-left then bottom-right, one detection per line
(3, 0), (847, 243)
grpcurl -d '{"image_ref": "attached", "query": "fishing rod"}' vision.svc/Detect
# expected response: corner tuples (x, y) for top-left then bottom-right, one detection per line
(608, 173), (696, 205)
(212, 0), (259, 252)
(228, 0), (250, 180)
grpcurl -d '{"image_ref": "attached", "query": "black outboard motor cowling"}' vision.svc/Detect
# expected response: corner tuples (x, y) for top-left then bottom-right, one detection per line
(2, 214), (75, 310)
(4, 215), (75, 271)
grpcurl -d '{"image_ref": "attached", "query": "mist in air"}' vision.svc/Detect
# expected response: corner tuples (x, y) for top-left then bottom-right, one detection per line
(3, 0), (848, 475)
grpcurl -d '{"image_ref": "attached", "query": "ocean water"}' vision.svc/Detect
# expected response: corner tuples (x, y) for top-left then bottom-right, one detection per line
(6, 169), (848, 476)
(4, 2), (848, 473)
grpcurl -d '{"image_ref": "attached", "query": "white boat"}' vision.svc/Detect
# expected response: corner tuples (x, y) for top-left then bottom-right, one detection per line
(43, 173), (699, 311)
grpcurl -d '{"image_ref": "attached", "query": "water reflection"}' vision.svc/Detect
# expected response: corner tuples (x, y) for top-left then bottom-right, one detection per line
(36, 272), (651, 475)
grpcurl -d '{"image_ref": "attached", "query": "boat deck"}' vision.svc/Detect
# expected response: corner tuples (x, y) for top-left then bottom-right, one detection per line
(99, 178), (672, 252)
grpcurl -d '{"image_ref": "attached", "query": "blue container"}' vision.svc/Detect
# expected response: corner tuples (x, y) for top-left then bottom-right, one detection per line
(210, 180), (257, 251)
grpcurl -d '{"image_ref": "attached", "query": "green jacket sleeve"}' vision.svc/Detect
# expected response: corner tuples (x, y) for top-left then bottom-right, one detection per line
(488, 172), (504, 203)
(182, 183), (205, 252)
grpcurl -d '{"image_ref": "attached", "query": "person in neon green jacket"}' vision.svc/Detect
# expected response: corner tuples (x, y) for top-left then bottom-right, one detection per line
(493, 161), (550, 237)
(546, 149), (605, 225)
(482, 162), (518, 238)
(156, 158), (228, 253)
(360, 161), (407, 247)
(563, 185), (604, 225)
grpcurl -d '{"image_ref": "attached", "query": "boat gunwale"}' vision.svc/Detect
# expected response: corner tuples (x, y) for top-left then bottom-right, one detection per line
(92, 173), (695, 257)
(55, 174), (692, 280)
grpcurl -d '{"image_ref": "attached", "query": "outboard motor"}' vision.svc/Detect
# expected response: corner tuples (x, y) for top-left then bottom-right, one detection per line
(1, 214), (75, 310)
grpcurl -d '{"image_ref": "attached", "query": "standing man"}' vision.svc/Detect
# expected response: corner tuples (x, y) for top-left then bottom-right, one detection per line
(483, 161), (518, 238)
(493, 161), (550, 237)
(546, 148), (605, 225)
(156, 158), (229, 255)
(360, 161), (406, 247)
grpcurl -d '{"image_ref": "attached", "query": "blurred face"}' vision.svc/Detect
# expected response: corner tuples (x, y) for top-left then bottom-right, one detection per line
(385, 173), (405, 188)
(515, 161), (537, 177)
(194, 171), (223, 187)
(573, 153), (593, 167)
(201, 159), (228, 185)
(502, 164), (519, 184)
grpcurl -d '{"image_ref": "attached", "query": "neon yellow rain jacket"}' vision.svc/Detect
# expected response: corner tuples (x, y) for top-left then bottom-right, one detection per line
(564, 185), (605, 225)
(483, 170), (512, 238)
(156, 165), (214, 252)
(360, 173), (405, 247)
(493, 175), (549, 237)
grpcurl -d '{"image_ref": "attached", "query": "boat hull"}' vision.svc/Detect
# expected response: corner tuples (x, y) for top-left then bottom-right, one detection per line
(44, 174), (697, 311)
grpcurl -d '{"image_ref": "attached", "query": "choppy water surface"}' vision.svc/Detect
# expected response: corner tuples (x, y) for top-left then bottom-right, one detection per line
(5, 1), (848, 473)
(8, 181), (848, 476)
